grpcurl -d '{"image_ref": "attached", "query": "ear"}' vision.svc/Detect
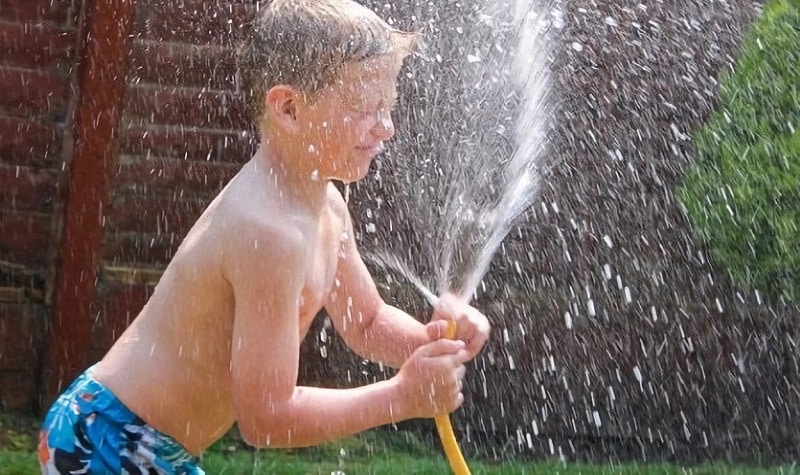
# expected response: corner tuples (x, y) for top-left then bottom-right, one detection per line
(265, 85), (300, 132)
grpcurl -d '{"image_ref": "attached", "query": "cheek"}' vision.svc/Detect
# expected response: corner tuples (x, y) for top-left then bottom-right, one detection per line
(332, 115), (373, 142)
(306, 119), (339, 148)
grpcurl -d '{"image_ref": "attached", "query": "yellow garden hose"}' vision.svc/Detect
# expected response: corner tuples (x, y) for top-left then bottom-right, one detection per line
(434, 320), (471, 474)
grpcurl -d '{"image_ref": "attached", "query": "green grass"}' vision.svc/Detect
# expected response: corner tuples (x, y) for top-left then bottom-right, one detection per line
(4, 447), (799, 474)
(3, 425), (798, 474)
(3, 412), (797, 474)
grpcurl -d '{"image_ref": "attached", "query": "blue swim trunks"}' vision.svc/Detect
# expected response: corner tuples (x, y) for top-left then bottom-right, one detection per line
(39, 366), (204, 474)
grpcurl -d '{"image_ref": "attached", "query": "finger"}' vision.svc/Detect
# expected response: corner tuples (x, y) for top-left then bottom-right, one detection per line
(449, 392), (465, 413)
(431, 350), (470, 368)
(466, 331), (489, 355)
(455, 364), (467, 381)
(455, 348), (472, 364)
(448, 381), (462, 401)
(425, 320), (450, 340)
(464, 316), (490, 349)
(418, 338), (465, 357)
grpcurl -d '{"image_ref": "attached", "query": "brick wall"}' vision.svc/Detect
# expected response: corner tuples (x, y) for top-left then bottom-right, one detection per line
(0, 0), (261, 411)
(0, 0), (80, 412)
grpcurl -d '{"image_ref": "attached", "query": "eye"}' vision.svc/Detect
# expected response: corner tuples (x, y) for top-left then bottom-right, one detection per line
(350, 108), (374, 118)
(347, 99), (395, 119)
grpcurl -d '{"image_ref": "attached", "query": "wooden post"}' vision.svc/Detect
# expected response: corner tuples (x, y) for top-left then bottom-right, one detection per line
(40, 0), (135, 408)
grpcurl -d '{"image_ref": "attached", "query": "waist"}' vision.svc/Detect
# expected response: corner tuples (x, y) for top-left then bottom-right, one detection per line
(92, 355), (235, 455)
(62, 365), (200, 458)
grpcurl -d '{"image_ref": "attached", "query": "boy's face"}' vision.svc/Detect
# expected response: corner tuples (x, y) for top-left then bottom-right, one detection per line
(295, 54), (403, 183)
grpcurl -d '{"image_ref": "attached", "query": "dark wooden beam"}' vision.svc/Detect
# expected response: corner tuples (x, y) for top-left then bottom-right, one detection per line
(40, 0), (135, 407)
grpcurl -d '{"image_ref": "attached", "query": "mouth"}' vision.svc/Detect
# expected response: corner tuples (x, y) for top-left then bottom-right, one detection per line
(356, 142), (385, 156)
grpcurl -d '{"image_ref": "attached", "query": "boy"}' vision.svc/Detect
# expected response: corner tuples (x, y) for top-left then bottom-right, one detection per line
(39, 0), (491, 473)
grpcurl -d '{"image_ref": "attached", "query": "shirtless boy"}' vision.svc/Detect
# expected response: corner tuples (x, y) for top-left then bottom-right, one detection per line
(39, 0), (491, 473)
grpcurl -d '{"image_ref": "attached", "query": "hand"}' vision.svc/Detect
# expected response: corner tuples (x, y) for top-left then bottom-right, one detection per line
(394, 338), (469, 419)
(426, 292), (491, 360)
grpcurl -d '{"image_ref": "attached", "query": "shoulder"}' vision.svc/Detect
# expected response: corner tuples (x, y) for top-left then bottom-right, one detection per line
(218, 200), (306, 282)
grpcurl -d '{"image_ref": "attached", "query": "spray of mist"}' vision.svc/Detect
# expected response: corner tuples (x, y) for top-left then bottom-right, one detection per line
(370, 0), (557, 308)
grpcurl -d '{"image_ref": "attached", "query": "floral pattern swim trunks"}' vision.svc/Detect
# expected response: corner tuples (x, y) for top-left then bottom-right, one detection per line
(38, 366), (204, 474)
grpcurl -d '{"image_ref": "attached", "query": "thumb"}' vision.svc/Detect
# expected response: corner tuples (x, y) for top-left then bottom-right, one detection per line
(426, 320), (451, 340)
(418, 337), (465, 357)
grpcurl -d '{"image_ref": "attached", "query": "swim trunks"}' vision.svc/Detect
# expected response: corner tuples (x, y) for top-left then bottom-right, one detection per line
(38, 366), (204, 474)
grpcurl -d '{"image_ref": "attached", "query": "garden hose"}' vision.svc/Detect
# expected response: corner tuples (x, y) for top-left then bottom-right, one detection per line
(434, 320), (471, 475)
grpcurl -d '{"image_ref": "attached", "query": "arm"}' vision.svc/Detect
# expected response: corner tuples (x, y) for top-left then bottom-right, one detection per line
(224, 220), (411, 448)
(324, 193), (429, 369)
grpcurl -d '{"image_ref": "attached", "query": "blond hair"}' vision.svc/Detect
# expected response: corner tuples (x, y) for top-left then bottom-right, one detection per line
(237, 0), (419, 124)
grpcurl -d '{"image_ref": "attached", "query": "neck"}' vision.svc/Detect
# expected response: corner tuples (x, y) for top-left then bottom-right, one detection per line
(253, 138), (328, 212)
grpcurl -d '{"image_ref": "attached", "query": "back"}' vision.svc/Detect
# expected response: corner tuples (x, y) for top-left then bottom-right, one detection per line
(92, 161), (277, 454)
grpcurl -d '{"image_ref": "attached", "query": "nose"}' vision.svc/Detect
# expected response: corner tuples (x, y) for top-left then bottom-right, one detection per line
(372, 109), (395, 141)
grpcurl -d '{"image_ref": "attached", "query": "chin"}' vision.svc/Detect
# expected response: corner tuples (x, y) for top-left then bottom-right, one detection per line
(337, 168), (370, 184)
(337, 155), (375, 183)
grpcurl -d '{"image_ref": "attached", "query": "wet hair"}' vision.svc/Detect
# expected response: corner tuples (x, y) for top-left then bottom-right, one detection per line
(237, 0), (419, 124)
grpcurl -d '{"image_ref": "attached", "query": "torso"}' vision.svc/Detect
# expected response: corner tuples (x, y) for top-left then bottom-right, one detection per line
(91, 159), (347, 455)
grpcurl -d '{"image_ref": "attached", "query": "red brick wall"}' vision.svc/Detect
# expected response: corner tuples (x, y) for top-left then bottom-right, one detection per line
(0, 0), (81, 412)
(0, 0), (260, 411)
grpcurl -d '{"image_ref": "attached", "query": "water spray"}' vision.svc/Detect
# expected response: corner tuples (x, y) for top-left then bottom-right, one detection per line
(367, 2), (555, 472)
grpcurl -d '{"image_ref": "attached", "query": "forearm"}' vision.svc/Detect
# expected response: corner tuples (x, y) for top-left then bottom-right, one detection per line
(353, 303), (429, 369)
(244, 380), (408, 448)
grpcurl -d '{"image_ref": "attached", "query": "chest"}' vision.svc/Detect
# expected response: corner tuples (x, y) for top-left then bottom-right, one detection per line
(297, 210), (346, 329)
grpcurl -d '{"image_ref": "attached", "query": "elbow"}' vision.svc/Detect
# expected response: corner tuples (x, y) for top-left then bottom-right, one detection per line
(234, 393), (297, 449)
(237, 412), (297, 449)
(237, 418), (271, 449)
(344, 302), (384, 349)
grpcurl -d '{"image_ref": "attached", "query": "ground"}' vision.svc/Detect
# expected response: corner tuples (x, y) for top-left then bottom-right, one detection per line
(0, 412), (38, 454)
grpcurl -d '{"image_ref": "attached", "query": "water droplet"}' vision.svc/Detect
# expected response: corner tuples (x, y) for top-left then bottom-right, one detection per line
(593, 411), (602, 428)
(551, 9), (565, 29)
